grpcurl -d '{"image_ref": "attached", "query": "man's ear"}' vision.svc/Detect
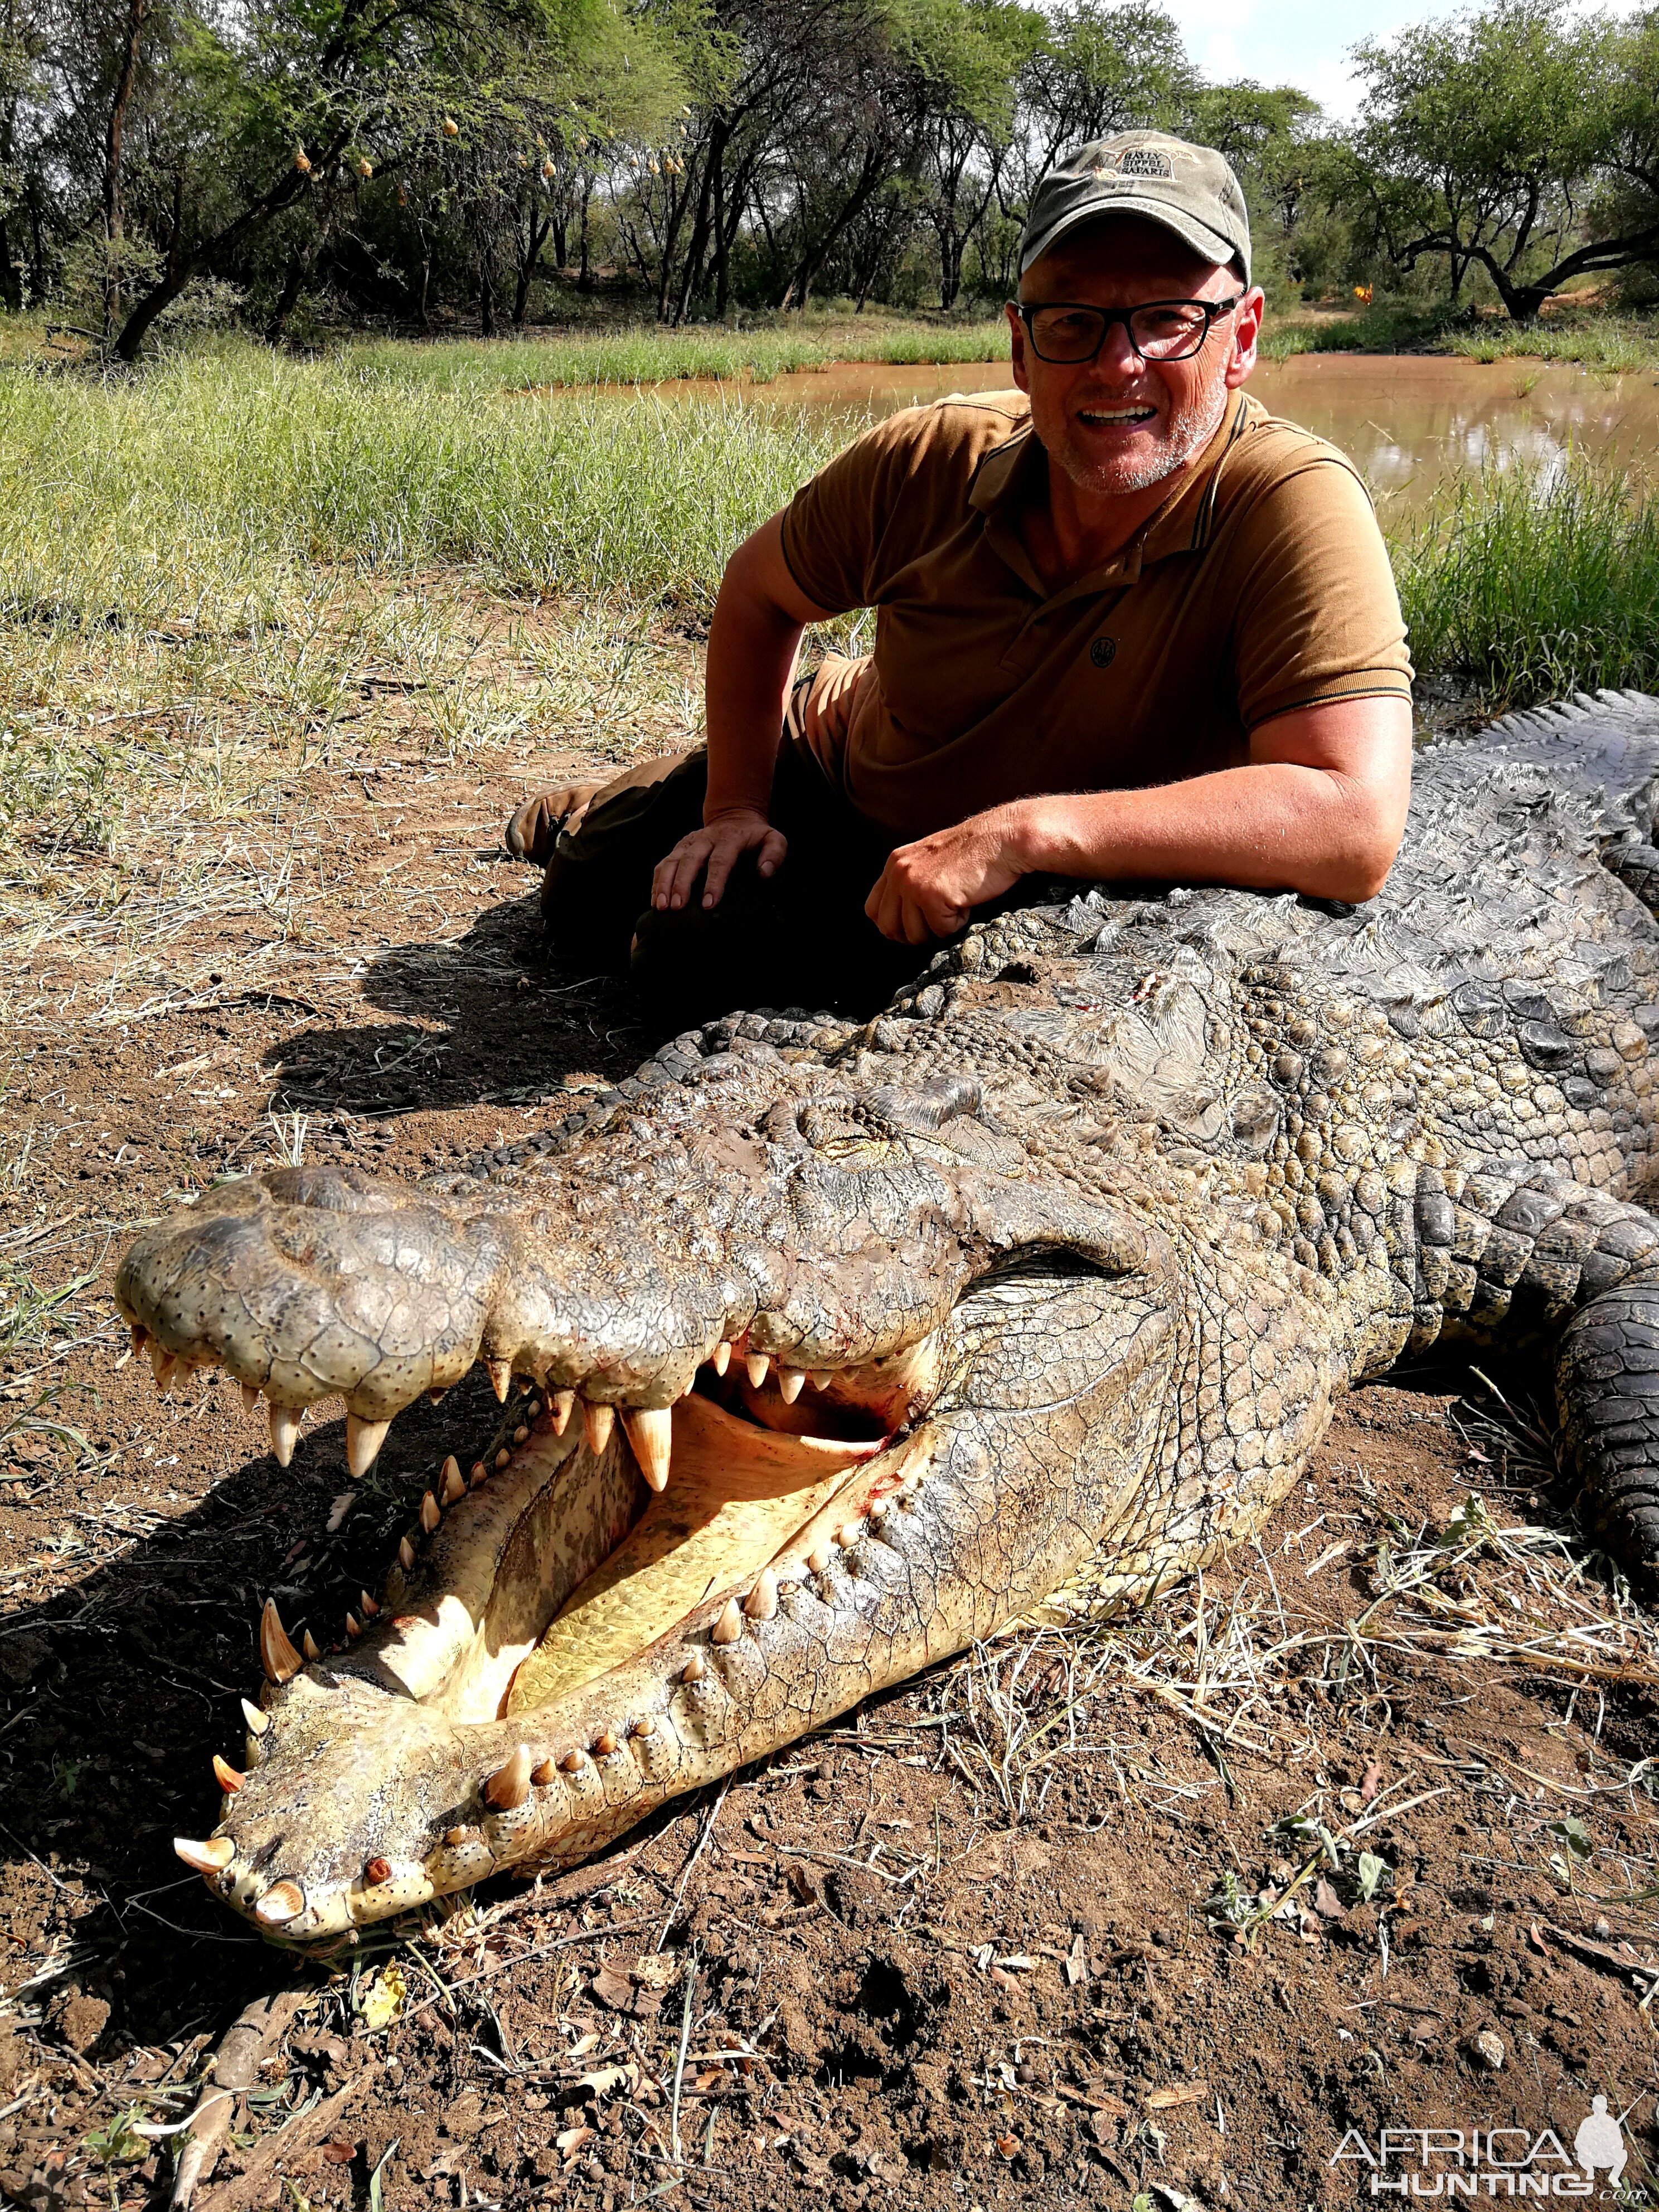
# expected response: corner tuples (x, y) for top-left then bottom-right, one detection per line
(1224, 285), (1266, 390)
(1006, 300), (1031, 396)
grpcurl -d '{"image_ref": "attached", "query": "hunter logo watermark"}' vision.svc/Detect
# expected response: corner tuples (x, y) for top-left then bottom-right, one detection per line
(1329, 2098), (1635, 2196)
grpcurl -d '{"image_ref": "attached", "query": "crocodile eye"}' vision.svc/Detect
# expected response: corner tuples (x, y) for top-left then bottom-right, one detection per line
(816, 1135), (896, 1166)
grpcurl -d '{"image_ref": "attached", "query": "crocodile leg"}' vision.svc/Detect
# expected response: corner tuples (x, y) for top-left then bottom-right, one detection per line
(1558, 1249), (1659, 1581)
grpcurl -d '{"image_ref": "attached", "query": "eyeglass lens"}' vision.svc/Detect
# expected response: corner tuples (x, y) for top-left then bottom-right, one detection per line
(1026, 302), (1215, 363)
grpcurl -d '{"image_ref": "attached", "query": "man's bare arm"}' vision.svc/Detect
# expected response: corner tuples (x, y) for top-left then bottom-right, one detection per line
(651, 513), (832, 914)
(864, 693), (1414, 944)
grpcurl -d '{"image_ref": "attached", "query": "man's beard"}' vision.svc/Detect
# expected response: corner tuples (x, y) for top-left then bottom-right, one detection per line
(1054, 371), (1231, 498)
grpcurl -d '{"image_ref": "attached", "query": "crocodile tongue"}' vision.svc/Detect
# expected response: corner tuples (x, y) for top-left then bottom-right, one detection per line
(506, 1391), (882, 1713)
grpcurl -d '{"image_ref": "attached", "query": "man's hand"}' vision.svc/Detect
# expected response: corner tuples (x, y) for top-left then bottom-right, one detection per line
(651, 807), (788, 913)
(865, 807), (1027, 944)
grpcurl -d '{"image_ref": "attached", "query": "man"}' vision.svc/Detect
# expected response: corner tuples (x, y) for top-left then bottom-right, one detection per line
(510, 128), (1413, 1026)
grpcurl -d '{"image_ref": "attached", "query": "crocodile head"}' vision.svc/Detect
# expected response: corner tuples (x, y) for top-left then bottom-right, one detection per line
(119, 1037), (1181, 1940)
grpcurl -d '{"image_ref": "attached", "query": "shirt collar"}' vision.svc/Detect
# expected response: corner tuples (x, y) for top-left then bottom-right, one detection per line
(968, 387), (1261, 599)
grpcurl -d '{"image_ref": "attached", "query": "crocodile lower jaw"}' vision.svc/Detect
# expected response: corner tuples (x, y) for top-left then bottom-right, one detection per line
(175, 1333), (947, 1939)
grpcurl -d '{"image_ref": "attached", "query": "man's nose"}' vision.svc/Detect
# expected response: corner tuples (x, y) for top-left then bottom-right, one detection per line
(1094, 318), (1146, 378)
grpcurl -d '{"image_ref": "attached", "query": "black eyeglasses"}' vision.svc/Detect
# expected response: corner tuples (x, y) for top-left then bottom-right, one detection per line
(1013, 296), (1243, 365)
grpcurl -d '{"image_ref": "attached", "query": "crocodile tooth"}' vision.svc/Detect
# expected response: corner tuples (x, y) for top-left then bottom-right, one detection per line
(147, 1338), (171, 1386)
(345, 1612), (361, 1640)
(346, 1414), (390, 1478)
(443, 1827), (467, 1847)
(484, 1356), (512, 1403)
(174, 1836), (234, 1875)
(241, 1697), (269, 1736)
(427, 1385), (448, 1405)
(712, 1340), (732, 1377)
(550, 1390), (575, 1435)
(130, 1323), (148, 1355)
(622, 1407), (671, 1492)
(240, 1383), (260, 1417)
(836, 1521), (861, 1548)
(365, 1857), (392, 1885)
(582, 1400), (614, 1453)
(743, 1569), (778, 1621)
(419, 1491), (440, 1534)
(255, 1881), (304, 1928)
(681, 1652), (705, 1684)
(440, 1456), (464, 1505)
(494, 1448), (510, 1468)
(807, 1544), (831, 1574)
(808, 1371), (831, 1391)
(470, 1461), (488, 1487)
(744, 1351), (770, 1388)
(302, 1630), (321, 1662)
(711, 1597), (743, 1645)
(483, 1744), (531, 1810)
(631, 1715), (656, 1738)
(530, 1758), (555, 1786)
(259, 1599), (302, 1685)
(867, 1496), (890, 1522)
(558, 1751), (585, 1773)
(212, 1754), (244, 1794)
(594, 1731), (617, 1757)
(399, 1536), (416, 1571)
(269, 1405), (299, 1467)
(512, 1424), (528, 1445)
(360, 1589), (379, 1618)
(526, 1399), (541, 1420)
(778, 1369), (806, 1404)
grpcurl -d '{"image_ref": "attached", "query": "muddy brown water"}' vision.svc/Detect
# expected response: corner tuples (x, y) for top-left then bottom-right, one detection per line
(659, 352), (1659, 513)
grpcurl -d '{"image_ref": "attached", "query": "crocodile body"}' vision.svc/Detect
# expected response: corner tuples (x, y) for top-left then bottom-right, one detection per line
(118, 691), (1659, 1941)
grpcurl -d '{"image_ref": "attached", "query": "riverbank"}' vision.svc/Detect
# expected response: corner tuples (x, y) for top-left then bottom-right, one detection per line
(1263, 297), (1659, 370)
(7, 336), (1659, 711)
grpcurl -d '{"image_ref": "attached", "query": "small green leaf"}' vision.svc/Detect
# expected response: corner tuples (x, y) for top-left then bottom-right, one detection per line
(83, 2108), (148, 2166)
(1549, 1816), (1592, 1859)
(1356, 1851), (1390, 1901)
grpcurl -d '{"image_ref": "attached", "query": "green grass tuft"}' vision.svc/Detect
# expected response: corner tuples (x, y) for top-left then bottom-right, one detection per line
(1398, 462), (1659, 711)
(339, 318), (1010, 395)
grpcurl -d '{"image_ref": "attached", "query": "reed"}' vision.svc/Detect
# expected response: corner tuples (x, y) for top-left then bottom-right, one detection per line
(1398, 460), (1659, 710)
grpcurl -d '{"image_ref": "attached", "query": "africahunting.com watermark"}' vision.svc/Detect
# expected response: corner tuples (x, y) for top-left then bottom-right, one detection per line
(1330, 2098), (1641, 2197)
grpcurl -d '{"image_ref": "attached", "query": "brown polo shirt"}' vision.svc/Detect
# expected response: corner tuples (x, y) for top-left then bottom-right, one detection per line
(779, 386), (1412, 838)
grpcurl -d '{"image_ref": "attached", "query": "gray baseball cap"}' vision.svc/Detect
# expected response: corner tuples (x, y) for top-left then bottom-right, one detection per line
(1019, 129), (1251, 285)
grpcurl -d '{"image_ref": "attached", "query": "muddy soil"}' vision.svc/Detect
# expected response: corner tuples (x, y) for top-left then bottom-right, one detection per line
(1, 704), (1657, 2212)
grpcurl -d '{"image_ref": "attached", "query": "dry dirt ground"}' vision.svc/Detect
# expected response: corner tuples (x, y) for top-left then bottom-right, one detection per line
(2, 596), (1658, 2212)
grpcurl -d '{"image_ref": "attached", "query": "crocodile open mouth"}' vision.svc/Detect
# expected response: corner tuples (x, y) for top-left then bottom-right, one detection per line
(169, 1325), (954, 1941)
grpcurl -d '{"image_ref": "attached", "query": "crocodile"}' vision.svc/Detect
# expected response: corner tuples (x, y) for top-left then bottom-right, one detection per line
(118, 690), (1659, 1944)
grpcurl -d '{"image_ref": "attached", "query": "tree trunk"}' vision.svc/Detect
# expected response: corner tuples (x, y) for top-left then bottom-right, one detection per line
(266, 245), (312, 343)
(578, 179), (593, 292)
(514, 214), (550, 326)
(102, 0), (150, 342)
(479, 246), (496, 336)
(0, 215), (20, 312)
(673, 149), (718, 326)
(712, 146), (729, 318)
(113, 257), (192, 362)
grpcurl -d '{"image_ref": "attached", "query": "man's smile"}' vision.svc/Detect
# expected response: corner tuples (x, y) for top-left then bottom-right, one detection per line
(1075, 401), (1161, 428)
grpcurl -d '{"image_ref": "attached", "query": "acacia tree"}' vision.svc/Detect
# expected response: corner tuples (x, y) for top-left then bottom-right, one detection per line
(96, 0), (637, 359)
(1335, 0), (1659, 321)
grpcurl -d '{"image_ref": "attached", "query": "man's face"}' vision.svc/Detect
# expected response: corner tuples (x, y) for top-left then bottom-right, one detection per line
(1007, 216), (1264, 502)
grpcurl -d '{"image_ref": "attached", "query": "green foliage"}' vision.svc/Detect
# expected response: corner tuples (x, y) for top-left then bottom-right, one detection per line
(1397, 458), (1659, 709)
(1332, 0), (1659, 320)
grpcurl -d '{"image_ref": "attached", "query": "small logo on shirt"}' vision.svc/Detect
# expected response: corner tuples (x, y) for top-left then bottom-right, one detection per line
(1090, 635), (1118, 668)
